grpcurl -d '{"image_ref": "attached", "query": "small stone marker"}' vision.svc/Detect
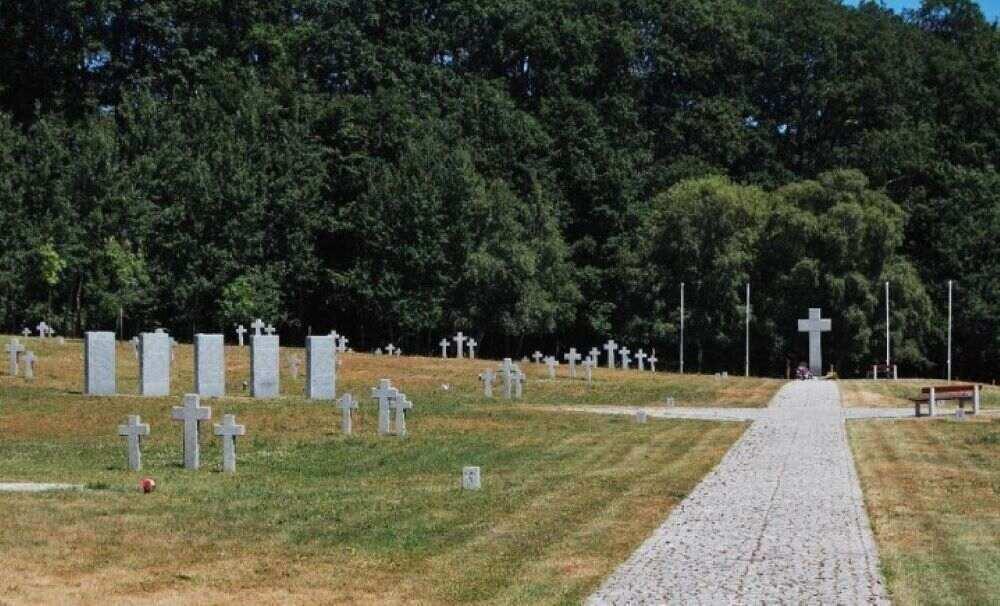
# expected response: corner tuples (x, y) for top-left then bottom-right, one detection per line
(467, 339), (477, 359)
(462, 466), (481, 490)
(337, 335), (348, 352)
(582, 358), (595, 384)
(532, 351), (543, 364)
(250, 331), (280, 398)
(306, 335), (336, 400)
(22, 350), (35, 379)
(391, 393), (413, 436)
(797, 308), (832, 376)
(563, 348), (582, 377)
(338, 393), (358, 434)
(635, 410), (648, 424)
(171, 394), (212, 470)
(619, 348), (631, 370)
(480, 369), (496, 397)
(84, 331), (116, 395)
(118, 415), (150, 471)
(648, 354), (658, 372)
(213, 414), (246, 473)
(603, 340), (617, 369)
(235, 324), (247, 346)
(453, 332), (467, 359)
(139, 330), (171, 396)
(375, 348), (383, 356)
(36, 321), (49, 338)
(664, 396), (676, 407)
(194, 334), (225, 397)
(589, 347), (600, 363)
(372, 379), (399, 435)
(636, 350), (647, 371)
(545, 356), (558, 379)
(385, 344), (396, 356)
(439, 339), (449, 358)
(6, 338), (24, 376)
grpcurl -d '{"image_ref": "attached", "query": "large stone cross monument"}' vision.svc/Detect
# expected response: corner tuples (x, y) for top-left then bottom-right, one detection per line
(797, 308), (832, 375)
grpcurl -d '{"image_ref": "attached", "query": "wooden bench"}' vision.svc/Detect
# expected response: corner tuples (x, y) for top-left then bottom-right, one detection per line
(910, 384), (981, 417)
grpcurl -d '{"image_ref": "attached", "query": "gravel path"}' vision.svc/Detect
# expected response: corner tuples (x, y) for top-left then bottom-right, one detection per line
(586, 381), (890, 604)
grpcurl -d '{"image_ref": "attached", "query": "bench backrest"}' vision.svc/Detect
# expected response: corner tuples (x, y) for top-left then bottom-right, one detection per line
(920, 384), (975, 397)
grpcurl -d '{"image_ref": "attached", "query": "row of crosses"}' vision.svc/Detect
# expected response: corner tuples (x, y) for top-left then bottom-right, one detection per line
(439, 332), (478, 359)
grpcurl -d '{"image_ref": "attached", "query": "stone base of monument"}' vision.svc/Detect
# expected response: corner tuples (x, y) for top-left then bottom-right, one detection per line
(0, 482), (85, 492)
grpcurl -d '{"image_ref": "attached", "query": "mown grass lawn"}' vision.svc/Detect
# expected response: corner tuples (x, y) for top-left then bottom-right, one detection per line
(0, 336), (766, 604)
(849, 417), (1000, 605)
(840, 379), (1000, 411)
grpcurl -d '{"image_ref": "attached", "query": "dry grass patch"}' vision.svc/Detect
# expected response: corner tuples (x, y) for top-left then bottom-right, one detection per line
(840, 379), (1000, 410)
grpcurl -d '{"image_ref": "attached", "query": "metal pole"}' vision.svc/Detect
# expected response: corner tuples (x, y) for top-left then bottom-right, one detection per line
(679, 282), (685, 374)
(885, 281), (890, 367)
(947, 280), (953, 382)
(745, 283), (750, 377)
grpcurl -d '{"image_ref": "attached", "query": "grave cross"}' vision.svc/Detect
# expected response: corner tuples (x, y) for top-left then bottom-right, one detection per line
(264, 323), (276, 336)
(338, 393), (358, 435)
(36, 322), (49, 338)
(648, 354), (658, 372)
(391, 393), (413, 436)
(480, 369), (496, 397)
(213, 414), (246, 473)
(117, 415), (150, 471)
(619, 348), (631, 370)
(532, 351), (543, 364)
(171, 394), (212, 470)
(545, 356), (558, 379)
(439, 339), (449, 358)
(251, 319), (266, 336)
(22, 350), (35, 379)
(21, 327), (31, 338)
(797, 308), (832, 375)
(385, 344), (396, 356)
(636, 349), (647, 371)
(563, 348), (582, 377)
(589, 348), (600, 364)
(582, 358), (595, 384)
(603, 340), (618, 369)
(453, 332), (467, 359)
(6, 338), (24, 376)
(337, 336), (348, 353)
(467, 339), (477, 359)
(372, 379), (399, 435)
(235, 324), (247, 346)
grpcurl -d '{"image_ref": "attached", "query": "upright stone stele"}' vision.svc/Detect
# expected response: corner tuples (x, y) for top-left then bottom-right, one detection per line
(797, 308), (832, 376)
(118, 415), (150, 471)
(194, 334), (225, 397)
(171, 394), (212, 470)
(84, 331), (116, 395)
(213, 414), (246, 473)
(139, 330), (172, 396)
(462, 466), (482, 490)
(306, 335), (336, 400)
(250, 333), (280, 398)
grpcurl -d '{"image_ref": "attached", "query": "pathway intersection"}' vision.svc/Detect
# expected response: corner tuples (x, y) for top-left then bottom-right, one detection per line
(583, 381), (892, 604)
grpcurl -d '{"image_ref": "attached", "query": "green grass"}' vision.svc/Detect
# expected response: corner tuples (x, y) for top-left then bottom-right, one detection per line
(839, 379), (1000, 410)
(0, 336), (760, 603)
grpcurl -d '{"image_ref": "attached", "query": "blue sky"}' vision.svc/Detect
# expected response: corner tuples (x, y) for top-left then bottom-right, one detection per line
(843, 0), (1000, 21)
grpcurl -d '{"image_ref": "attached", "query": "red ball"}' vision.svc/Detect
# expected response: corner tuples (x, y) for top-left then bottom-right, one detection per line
(139, 477), (156, 493)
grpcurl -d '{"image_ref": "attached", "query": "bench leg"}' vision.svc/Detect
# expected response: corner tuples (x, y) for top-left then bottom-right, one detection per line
(929, 388), (936, 416)
(974, 385), (981, 415)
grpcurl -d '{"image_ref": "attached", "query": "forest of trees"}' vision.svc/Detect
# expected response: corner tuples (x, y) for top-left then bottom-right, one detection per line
(0, 0), (997, 379)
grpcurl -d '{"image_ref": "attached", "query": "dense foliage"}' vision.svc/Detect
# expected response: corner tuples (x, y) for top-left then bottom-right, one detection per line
(0, 0), (997, 379)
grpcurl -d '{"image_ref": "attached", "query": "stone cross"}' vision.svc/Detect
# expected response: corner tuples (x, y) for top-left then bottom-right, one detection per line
(235, 324), (247, 346)
(394, 348), (402, 356)
(589, 347), (600, 364)
(513, 367), (525, 399)
(213, 414), (246, 473)
(439, 339), (449, 358)
(500, 358), (514, 398)
(603, 340), (617, 369)
(636, 349), (647, 371)
(36, 321), (49, 338)
(619, 348), (631, 370)
(338, 393), (358, 435)
(648, 354), (658, 372)
(117, 415), (150, 471)
(532, 351), (543, 364)
(171, 394), (212, 470)
(385, 344), (396, 356)
(22, 350), (35, 379)
(563, 348), (582, 377)
(582, 358), (595, 384)
(797, 308), (832, 375)
(337, 336), (348, 352)
(251, 318), (266, 336)
(467, 339), (477, 359)
(375, 348), (383, 356)
(372, 379), (399, 436)
(21, 327), (31, 338)
(6, 338), (24, 376)
(480, 369), (496, 397)
(264, 323), (276, 335)
(453, 332), (466, 359)
(545, 356), (558, 379)
(131, 336), (140, 359)
(391, 393), (413, 436)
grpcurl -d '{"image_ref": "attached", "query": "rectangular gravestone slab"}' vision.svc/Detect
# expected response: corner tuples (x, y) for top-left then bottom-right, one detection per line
(139, 331), (171, 396)
(194, 334), (225, 397)
(251, 334), (280, 398)
(84, 331), (116, 395)
(306, 335), (336, 400)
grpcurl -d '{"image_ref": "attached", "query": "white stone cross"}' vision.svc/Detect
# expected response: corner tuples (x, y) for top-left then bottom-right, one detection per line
(372, 379), (399, 435)
(6, 338), (24, 376)
(797, 308), (832, 375)
(439, 339), (449, 358)
(213, 414), (246, 473)
(235, 324), (247, 346)
(648, 354), (658, 372)
(251, 319), (266, 336)
(467, 339), (477, 359)
(22, 350), (35, 379)
(589, 348), (600, 364)
(36, 321), (49, 338)
(532, 351), (543, 364)
(453, 332), (467, 359)
(391, 393), (413, 436)
(385, 344), (396, 356)
(337, 336), (348, 352)
(338, 393), (358, 435)
(118, 415), (150, 471)
(620, 347), (631, 370)
(21, 327), (31, 338)
(545, 356), (558, 379)
(171, 394), (212, 470)
(264, 323), (276, 335)
(480, 369), (496, 397)
(603, 340), (617, 369)
(582, 358), (595, 384)
(636, 349), (647, 371)
(563, 348), (582, 377)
